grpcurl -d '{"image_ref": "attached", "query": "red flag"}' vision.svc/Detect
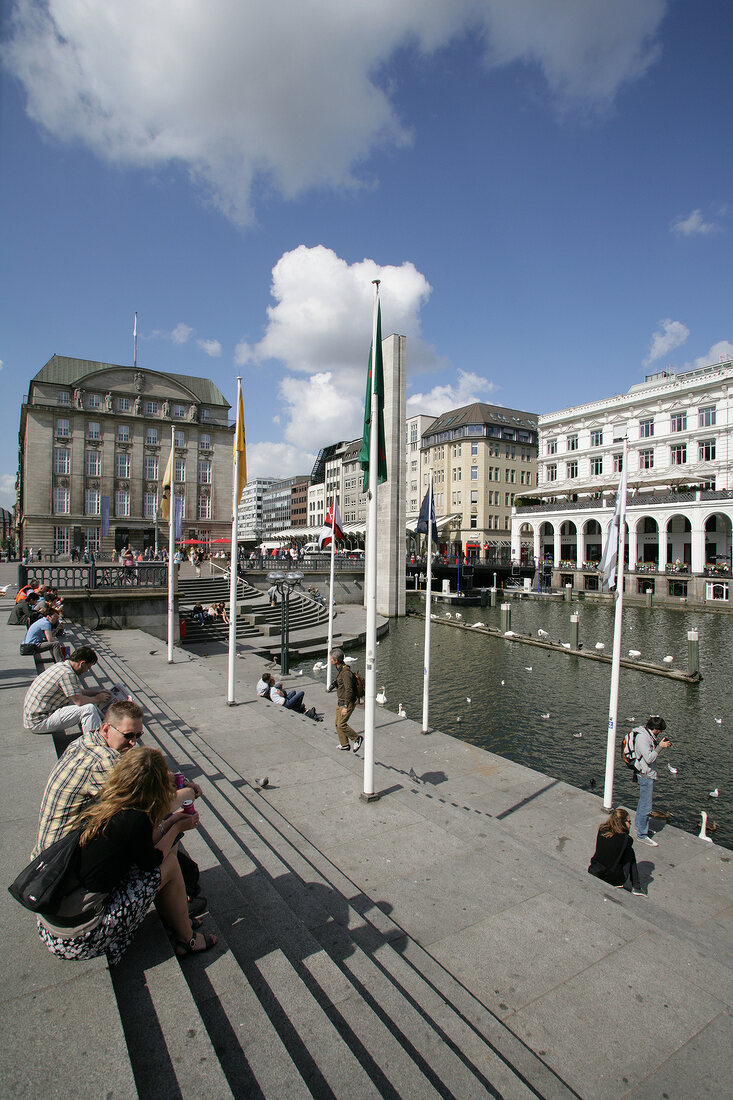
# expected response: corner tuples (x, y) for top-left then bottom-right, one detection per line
(318, 498), (344, 549)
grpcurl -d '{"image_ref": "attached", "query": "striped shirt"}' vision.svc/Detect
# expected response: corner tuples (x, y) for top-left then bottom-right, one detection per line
(33, 729), (120, 858)
(23, 660), (82, 728)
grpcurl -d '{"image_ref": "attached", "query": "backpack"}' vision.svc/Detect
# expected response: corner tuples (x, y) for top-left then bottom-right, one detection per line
(621, 727), (642, 773)
(352, 669), (366, 702)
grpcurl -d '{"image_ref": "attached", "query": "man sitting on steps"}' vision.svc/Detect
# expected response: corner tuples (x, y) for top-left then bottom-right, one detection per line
(23, 645), (112, 736)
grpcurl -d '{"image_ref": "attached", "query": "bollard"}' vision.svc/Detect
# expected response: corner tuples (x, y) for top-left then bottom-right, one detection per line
(570, 612), (579, 650)
(645, 587), (653, 608)
(564, 582), (572, 602)
(500, 602), (511, 633)
(490, 587), (497, 607)
(480, 587), (488, 607)
(687, 628), (700, 678)
(442, 578), (450, 595)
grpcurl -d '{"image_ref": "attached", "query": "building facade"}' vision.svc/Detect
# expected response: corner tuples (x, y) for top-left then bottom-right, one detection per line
(237, 477), (277, 542)
(18, 355), (233, 557)
(511, 358), (733, 602)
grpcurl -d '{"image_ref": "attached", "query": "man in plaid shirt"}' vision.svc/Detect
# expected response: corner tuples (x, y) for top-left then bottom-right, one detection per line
(23, 645), (112, 735)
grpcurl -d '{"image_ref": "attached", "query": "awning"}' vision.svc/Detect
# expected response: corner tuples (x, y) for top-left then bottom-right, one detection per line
(343, 522), (366, 534)
(405, 513), (461, 534)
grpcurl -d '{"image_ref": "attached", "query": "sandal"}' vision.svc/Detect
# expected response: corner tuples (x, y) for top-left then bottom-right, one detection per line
(175, 931), (217, 958)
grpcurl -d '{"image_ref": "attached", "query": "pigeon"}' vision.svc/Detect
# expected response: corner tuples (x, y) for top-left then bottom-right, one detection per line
(667, 764), (678, 775)
(398, 703), (407, 718)
(709, 788), (719, 798)
(537, 629), (549, 639)
(408, 766), (422, 784)
(254, 776), (269, 788)
(376, 687), (387, 705)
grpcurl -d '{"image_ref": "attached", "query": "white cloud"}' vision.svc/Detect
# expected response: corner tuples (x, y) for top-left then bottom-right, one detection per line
(407, 370), (498, 417)
(670, 208), (720, 237)
(0, 472), (16, 509)
(196, 338), (222, 357)
(643, 318), (689, 366)
(0, 359), (4, 371)
(245, 442), (315, 482)
(4, 0), (669, 224)
(693, 340), (733, 369)
(170, 323), (193, 345)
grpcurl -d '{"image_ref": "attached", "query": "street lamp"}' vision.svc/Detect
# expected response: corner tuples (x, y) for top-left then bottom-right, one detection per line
(267, 570), (303, 675)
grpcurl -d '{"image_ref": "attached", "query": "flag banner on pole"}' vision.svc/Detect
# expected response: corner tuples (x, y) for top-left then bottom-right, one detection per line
(160, 445), (174, 522)
(600, 465), (628, 588)
(234, 386), (247, 505)
(358, 299), (387, 492)
(175, 495), (183, 540)
(416, 487), (438, 545)
(318, 498), (344, 549)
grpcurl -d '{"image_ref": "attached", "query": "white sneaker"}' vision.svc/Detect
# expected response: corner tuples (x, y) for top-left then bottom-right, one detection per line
(636, 834), (659, 846)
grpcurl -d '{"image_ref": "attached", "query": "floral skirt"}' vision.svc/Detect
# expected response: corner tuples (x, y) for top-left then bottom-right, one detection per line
(37, 867), (161, 968)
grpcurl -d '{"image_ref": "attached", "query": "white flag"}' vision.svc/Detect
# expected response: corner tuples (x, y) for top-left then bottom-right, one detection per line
(600, 465), (628, 588)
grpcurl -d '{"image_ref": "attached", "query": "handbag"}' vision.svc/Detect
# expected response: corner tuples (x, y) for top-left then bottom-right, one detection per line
(8, 827), (82, 914)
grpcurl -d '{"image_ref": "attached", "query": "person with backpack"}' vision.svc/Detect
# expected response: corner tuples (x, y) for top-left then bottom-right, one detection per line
(329, 647), (363, 753)
(632, 715), (671, 846)
(588, 807), (645, 895)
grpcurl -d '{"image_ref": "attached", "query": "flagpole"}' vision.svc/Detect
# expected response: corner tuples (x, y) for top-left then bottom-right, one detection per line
(362, 280), (380, 801)
(421, 468), (434, 734)
(602, 437), (628, 810)
(167, 424), (176, 664)
(133, 312), (138, 369)
(325, 498), (336, 690)
(227, 377), (242, 705)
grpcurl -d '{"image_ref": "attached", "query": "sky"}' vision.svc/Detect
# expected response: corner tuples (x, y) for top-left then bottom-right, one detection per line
(1, 0), (731, 511)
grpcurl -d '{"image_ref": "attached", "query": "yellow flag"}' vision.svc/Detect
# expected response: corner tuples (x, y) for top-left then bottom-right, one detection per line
(160, 445), (174, 522)
(234, 386), (247, 505)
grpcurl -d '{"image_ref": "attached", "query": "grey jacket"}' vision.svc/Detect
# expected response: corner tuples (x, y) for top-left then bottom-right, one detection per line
(634, 726), (659, 779)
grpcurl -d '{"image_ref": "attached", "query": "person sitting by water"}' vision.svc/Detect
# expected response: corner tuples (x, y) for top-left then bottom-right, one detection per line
(213, 601), (229, 624)
(269, 680), (306, 712)
(36, 747), (217, 966)
(20, 609), (65, 662)
(191, 603), (206, 626)
(23, 645), (112, 736)
(256, 671), (275, 698)
(588, 807), (645, 896)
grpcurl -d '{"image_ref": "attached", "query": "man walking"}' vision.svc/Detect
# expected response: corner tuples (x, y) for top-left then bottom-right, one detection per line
(23, 645), (112, 735)
(634, 715), (671, 846)
(329, 647), (362, 753)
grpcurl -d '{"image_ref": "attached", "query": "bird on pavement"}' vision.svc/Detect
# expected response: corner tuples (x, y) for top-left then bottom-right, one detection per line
(408, 766), (422, 784)
(254, 777), (269, 788)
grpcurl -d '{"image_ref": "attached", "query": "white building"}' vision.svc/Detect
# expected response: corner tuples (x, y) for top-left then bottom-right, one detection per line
(511, 358), (733, 603)
(237, 478), (276, 542)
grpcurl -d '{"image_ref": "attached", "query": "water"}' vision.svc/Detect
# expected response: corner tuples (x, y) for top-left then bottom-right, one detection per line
(302, 597), (733, 849)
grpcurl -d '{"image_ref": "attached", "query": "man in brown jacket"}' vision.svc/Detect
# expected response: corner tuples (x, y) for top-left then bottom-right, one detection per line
(329, 647), (362, 753)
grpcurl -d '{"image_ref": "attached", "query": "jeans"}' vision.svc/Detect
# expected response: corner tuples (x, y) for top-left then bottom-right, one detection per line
(635, 775), (654, 837)
(284, 690), (305, 711)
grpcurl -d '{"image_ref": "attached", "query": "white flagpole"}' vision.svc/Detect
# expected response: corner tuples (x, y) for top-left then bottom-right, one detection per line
(421, 468), (434, 734)
(227, 377), (242, 705)
(133, 312), (138, 369)
(602, 437), (628, 810)
(362, 279), (380, 800)
(325, 499), (336, 690)
(167, 424), (176, 664)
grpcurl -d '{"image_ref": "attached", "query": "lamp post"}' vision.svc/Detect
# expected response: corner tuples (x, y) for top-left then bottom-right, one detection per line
(268, 570), (303, 675)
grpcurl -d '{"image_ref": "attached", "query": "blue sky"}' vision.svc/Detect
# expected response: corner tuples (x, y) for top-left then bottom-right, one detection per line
(1, 0), (731, 510)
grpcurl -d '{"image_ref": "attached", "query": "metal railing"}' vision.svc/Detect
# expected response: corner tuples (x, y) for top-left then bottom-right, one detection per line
(21, 563), (168, 590)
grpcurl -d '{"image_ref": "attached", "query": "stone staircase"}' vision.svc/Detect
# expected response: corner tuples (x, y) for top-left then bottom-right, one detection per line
(78, 627), (573, 1100)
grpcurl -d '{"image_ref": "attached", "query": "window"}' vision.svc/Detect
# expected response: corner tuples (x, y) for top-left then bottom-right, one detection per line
(115, 452), (130, 478)
(200, 408), (210, 422)
(470, 467), (478, 481)
(470, 516), (477, 529)
(670, 443), (687, 465)
(54, 448), (70, 475)
(56, 418), (70, 438)
(85, 527), (100, 553)
(53, 526), (70, 555)
(57, 390), (71, 406)
(143, 491), (158, 518)
(546, 464), (557, 482)
(471, 490), (478, 503)
(174, 430), (185, 447)
(144, 456), (158, 480)
(567, 435), (578, 451)
(590, 456), (603, 476)
(699, 405), (716, 428)
(566, 461), (578, 479)
(639, 448), (654, 469)
(53, 487), (70, 513)
(506, 468), (516, 483)
(146, 427), (158, 445)
(175, 458), (186, 482)
(115, 489), (130, 516)
(198, 495), (211, 520)
(471, 442), (478, 455)
(699, 439), (716, 461)
(639, 418), (654, 438)
(87, 421), (100, 440)
(85, 450), (101, 477)
(87, 393), (101, 408)
(117, 396), (131, 412)
(117, 424), (130, 442)
(198, 459), (211, 484)
(85, 488), (100, 515)
(146, 400), (159, 416)
(547, 439), (557, 455)
(173, 404), (186, 418)
(198, 432), (210, 450)
(613, 453), (623, 473)
(590, 430), (603, 447)
(671, 411), (687, 432)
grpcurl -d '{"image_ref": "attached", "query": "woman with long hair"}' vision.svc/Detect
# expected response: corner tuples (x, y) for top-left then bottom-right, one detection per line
(37, 747), (217, 965)
(588, 807), (645, 896)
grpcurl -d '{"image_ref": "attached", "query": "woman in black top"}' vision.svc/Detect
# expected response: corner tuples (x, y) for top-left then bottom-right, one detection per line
(588, 807), (644, 895)
(37, 747), (217, 965)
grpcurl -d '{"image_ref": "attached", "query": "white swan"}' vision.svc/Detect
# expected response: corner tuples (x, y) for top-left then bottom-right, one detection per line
(376, 687), (387, 705)
(398, 703), (406, 718)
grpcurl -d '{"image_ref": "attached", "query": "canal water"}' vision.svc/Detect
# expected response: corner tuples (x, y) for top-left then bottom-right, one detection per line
(308, 597), (733, 850)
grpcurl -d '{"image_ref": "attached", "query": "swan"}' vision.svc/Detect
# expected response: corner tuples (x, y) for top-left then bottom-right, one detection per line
(398, 703), (407, 718)
(376, 687), (387, 705)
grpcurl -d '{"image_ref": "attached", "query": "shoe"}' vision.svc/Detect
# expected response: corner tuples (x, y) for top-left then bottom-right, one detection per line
(352, 735), (363, 753)
(175, 931), (217, 958)
(632, 888), (647, 897)
(338, 743), (351, 751)
(613, 884), (625, 889)
(636, 835), (659, 846)
(188, 895), (208, 917)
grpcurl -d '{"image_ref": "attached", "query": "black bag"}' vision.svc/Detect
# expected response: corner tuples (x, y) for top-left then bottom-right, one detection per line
(8, 827), (82, 914)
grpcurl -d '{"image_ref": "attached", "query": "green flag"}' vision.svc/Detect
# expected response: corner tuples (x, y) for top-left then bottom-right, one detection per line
(359, 300), (387, 492)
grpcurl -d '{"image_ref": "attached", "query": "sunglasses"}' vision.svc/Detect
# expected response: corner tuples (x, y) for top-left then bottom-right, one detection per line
(108, 723), (143, 743)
